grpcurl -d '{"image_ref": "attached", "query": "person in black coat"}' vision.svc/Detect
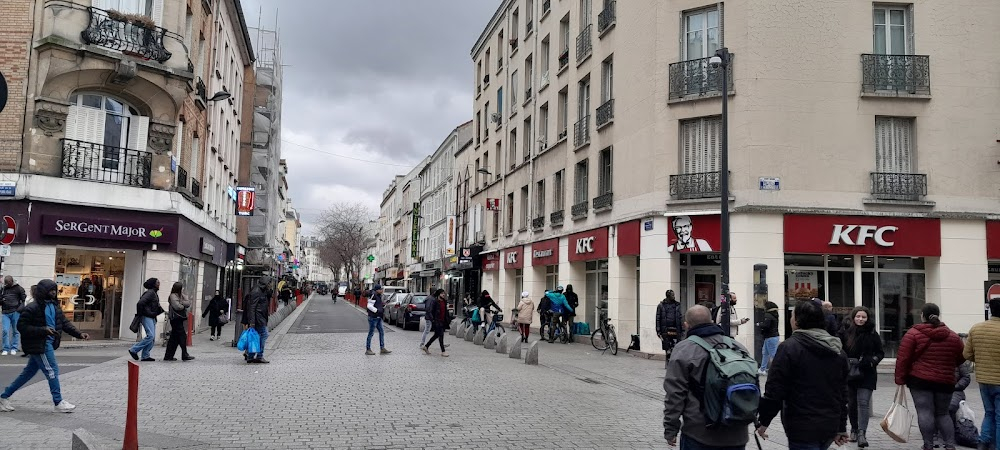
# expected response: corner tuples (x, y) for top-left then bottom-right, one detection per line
(537, 292), (552, 338)
(839, 306), (884, 448)
(655, 290), (683, 367)
(421, 289), (449, 357)
(202, 290), (229, 341)
(564, 284), (580, 338)
(757, 301), (781, 375)
(241, 276), (273, 364)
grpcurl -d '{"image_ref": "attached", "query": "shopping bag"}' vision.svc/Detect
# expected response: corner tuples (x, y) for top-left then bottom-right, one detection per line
(128, 314), (142, 334)
(237, 328), (260, 352)
(880, 385), (913, 443)
(218, 313), (230, 325)
(958, 399), (977, 423)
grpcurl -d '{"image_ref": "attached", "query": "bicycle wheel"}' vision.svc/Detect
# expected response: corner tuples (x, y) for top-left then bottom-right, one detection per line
(608, 328), (618, 355)
(591, 328), (609, 350)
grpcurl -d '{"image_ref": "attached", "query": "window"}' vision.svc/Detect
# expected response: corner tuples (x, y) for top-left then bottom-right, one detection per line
(492, 205), (500, 239)
(477, 156), (484, 187)
(497, 88), (503, 118)
(65, 93), (149, 174)
(598, 147), (612, 195)
(485, 49), (491, 76)
(558, 88), (569, 137)
(559, 15), (571, 63)
(679, 116), (721, 174)
(509, 129), (517, 169)
(553, 169), (565, 210)
(523, 117), (533, 161)
(601, 57), (614, 102)
(875, 116), (914, 173)
(506, 192), (515, 233)
(580, 0), (592, 26)
(477, 61), (483, 92)
(524, 55), (533, 99)
(511, 70), (519, 110)
(574, 159), (589, 204)
(526, 0), (534, 33)
(484, 101), (490, 135)
(497, 30), (504, 65)
(495, 143), (502, 180)
(541, 36), (551, 76)
(873, 6), (910, 55)
(578, 77), (591, 119)
(546, 265), (559, 291)
(535, 180), (546, 218)
(520, 185), (530, 229)
(539, 104), (549, 148)
(476, 111), (482, 144)
(191, 136), (199, 179)
(512, 9), (520, 40)
(683, 6), (721, 60)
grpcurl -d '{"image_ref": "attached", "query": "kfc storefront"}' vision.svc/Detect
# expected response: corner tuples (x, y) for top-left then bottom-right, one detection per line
(569, 228), (610, 329)
(502, 245), (524, 311)
(665, 214), (724, 311)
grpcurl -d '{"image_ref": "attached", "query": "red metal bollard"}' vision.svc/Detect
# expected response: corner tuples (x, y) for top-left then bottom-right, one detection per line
(295, 292), (304, 306)
(186, 312), (194, 347)
(123, 361), (139, 450)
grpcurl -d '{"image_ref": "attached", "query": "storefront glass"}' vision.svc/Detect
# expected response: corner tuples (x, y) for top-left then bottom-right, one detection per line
(514, 269), (523, 298)
(54, 248), (127, 339)
(179, 256), (199, 300)
(545, 265), (559, 291)
(585, 260), (609, 329)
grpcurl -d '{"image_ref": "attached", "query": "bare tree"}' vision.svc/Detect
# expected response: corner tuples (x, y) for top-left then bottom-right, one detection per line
(318, 202), (376, 284)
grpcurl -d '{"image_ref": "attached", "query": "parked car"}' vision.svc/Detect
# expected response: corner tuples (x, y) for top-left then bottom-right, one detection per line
(394, 293), (429, 330)
(383, 293), (405, 324)
(337, 283), (348, 297)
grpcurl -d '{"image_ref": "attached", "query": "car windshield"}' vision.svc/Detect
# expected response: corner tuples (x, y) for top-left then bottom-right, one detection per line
(411, 295), (428, 304)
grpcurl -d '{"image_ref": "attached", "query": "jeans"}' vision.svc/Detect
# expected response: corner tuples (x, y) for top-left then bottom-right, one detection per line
(760, 336), (779, 372)
(163, 318), (189, 359)
(249, 325), (268, 360)
(2, 346), (61, 405)
(2, 312), (20, 352)
(420, 317), (432, 344)
(366, 317), (384, 350)
(425, 323), (445, 352)
(911, 388), (955, 449)
(980, 383), (1000, 447)
(787, 440), (834, 450)
(848, 386), (874, 433)
(130, 317), (156, 359)
(678, 434), (745, 450)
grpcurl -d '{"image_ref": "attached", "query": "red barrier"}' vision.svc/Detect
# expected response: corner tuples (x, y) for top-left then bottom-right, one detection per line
(123, 361), (139, 450)
(186, 312), (194, 346)
(295, 293), (304, 306)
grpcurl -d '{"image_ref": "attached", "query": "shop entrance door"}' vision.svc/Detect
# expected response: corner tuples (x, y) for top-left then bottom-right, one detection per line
(690, 269), (721, 308)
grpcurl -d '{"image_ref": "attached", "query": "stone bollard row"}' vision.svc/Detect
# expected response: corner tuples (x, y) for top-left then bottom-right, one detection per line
(525, 341), (539, 365)
(484, 329), (499, 349)
(473, 327), (486, 345)
(496, 333), (509, 354)
(465, 326), (475, 342)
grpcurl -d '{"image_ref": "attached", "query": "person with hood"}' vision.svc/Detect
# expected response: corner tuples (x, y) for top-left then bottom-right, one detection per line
(655, 290), (683, 368)
(1, 276), (26, 356)
(202, 290), (229, 342)
(129, 278), (163, 362)
(537, 291), (552, 339)
(365, 284), (391, 355)
(163, 282), (193, 362)
(895, 303), (965, 450)
(421, 289), (449, 357)
(545, 286), (573, 342)
(756, 301), (781, 376)
(839, 306), (884, 448)
(241, 276), (273, 363)
(564, 285), (580, 339)
(478, 290), (501, 328)
(515, 291), (535, 343)
(0, 280), (89, 413)
(757, 299), (850, 450)
(663, 305), (749, 448)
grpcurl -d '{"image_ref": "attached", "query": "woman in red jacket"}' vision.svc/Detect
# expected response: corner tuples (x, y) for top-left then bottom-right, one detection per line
(895, 303), (966, 450)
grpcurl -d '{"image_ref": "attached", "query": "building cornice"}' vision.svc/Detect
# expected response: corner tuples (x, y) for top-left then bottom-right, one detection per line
(471, 0), (514, 60)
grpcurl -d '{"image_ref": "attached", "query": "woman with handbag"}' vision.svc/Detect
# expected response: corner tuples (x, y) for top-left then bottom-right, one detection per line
(202, 290), (229, 341)
(128, 278), (163, 362)
(163, 282), (194, 362)
(840, 306), (884, 448)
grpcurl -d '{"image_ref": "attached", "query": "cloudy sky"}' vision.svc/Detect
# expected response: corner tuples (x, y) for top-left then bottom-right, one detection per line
(240, 1), (498, 235)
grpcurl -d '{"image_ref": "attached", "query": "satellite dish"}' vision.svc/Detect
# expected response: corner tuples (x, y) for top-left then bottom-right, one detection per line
(0, 71), (7, 115)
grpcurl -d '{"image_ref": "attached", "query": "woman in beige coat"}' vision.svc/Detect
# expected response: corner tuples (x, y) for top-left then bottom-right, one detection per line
(515, 292), (535, 343)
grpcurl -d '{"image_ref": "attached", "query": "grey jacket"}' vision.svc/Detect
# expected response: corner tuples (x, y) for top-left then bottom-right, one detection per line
(663, 323), (750, 447)
(167, 293), (191, 320)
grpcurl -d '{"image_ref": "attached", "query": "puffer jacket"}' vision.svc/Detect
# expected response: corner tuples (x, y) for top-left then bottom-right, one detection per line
(0, 283), (26, 314)
(516, 298), (535, 324)
(136, 289), (163, 319)
(655, 300), (683, 337)
(241, 285), (271, 328)
(895, 322), (965, 386)
(964, 317), (1000, 385)
(18, 280), (84, 354)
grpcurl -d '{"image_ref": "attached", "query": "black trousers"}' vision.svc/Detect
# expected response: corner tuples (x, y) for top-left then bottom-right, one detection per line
(164, 318), (189, 359)
(211, 325), (222, 336)
(425, 323), (445, 351)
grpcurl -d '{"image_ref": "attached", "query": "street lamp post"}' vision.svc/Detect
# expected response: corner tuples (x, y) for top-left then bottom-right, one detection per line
(710, 47), (732, 336)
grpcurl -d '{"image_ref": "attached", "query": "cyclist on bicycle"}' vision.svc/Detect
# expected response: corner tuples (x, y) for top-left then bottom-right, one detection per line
(546, 286), (574, 343)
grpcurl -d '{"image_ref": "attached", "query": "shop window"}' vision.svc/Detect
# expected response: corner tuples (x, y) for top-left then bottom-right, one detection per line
(585, 259), (609, 329)
(545, 265), (559, 291)
(54, 249), (127, 339)
(514, 269), (523, 300)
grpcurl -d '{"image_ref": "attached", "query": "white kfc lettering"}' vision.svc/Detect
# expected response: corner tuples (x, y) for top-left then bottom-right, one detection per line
(829, 224), (898, 247)
(506, 252), (518, 264)
(576, 237), (595, 254)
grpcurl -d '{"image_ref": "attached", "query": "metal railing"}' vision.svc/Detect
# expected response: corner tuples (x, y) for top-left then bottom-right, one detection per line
(191, 178), (202, 199)
(669, 171), (722, 200)
(668, 55), (734, 100)
(176, 166), (188, 189)
(81, 7), (172, 63)
(593, 192), (613, 210)
(861, 54), (931, 95)
(526, 21), (533, 34)
(598, 1), (616, 33)
(571, 201), (588, 218)
(870, 172), (927, 201)
(574, 115), (590, 148)
(596, 99), (614, 128)
(550, 209), (564, 225)
(576, 24), (593, 62)
(559, 47), (570, 70)
(543, 0), (551, 14)
(532, 216), (545, 229)
(557, 128), (568, 141)
(61, 139), (152, 188)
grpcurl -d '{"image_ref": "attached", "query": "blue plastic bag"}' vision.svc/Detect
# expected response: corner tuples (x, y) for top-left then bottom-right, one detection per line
(237, 328), (260, 353)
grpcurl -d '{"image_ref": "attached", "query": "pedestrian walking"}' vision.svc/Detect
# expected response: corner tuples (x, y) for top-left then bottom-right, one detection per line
(163, 282), (194, 362)
(0, 280), (89, 413)
(202, 290), (229, 341)
(422, 289), (449, 357)
(663, 305), (750, 449)
(756, 301), (780, 376)
(365, 284), (391, 356)
(564, 284), (579, 339)
(757, 299), (850, 450)
(537, 291), (551, 339)
(419, 293), (434, 348)
(241, 276), (273, 364)
(712, 292), (749, 336)
(962, 297), (1000, 450)
(128, 278), (163, 362)
(515, 291), (534, 343)
(0, 276), (26, 356)
(839, 306), (884, 448)
(895, 303), (965, 450)
(656, 290), (683, 368)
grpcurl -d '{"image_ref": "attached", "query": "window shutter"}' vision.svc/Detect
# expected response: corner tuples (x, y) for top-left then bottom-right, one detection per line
(681, 120), (694, 174)
(129, 116), (150, 151)
(708, 116), (721, 172)
(79, 108), (106, 145)
(679, 12), (685, 61)
(93, 0), (112, 11)
(151, 0), (164, 27)
(906, 4), (914, 53)
(718, 2), (725, 47)
(64, 105), (84, 141)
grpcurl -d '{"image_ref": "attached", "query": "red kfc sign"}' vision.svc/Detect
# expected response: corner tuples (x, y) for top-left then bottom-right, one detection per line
(784, 215), (940, 257)
(667, 215), (720, 253)
(569, 228), (609, 262)
(482, 252), (500, 271)
(486, 198), (501, 211)
(531, 238), (559, 266)
(987, 221), (1000, 260)
(503, 246), (524, 269)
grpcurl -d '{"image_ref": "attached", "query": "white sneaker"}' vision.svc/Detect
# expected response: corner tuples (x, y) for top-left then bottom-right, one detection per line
(9, 350), (15, 356)
(0, 398), (13, 412)
(54, 400), (75, 413)
(2, 351), (8, 356)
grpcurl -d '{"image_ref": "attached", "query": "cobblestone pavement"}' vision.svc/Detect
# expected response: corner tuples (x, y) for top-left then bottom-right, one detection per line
(0, 296), (986, 449)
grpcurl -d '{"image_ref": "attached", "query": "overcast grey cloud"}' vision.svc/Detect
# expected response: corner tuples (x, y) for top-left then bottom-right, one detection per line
(241, 1), (498, 234)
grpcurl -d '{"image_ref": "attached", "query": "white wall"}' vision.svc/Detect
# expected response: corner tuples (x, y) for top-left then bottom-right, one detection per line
(931, 220), (988, 334)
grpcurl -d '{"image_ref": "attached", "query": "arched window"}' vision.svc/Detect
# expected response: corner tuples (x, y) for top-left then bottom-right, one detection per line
(64, 93), (151, 184)
(93, 0), (163, 27)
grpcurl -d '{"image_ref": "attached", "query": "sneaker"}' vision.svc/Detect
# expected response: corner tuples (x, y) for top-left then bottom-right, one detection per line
(441, 352), (449, 357)
(128, 350), (139, 361)
(2, 351), (8, 356)
(140, 358), (155, 362)
(422, 346), (430, 355)
(758, 368), (767, 376)
(54, 400), (75, 413)
(10, 350), (16, 356)
(208, 336), (215, 341)
(0, 398), (13, 412)
(365, 349), (375, 356)
(380, 348), (392, 355)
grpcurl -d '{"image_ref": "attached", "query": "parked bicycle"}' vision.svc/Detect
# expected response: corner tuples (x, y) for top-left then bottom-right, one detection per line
(483, 307), (506, 343)
(547, 313), (571, 344)
(591, 309), (618, 355)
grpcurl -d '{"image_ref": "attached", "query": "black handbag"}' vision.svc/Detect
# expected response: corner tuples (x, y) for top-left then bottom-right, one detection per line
(128, 314), (142, 334)
(848, 358), (864, 381)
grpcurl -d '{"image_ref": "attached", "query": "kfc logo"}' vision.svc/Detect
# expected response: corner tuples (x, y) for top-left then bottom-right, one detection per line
(506, 252), (518, 264)
(576, 237), (595, 254)
(829, 224), (898, 247)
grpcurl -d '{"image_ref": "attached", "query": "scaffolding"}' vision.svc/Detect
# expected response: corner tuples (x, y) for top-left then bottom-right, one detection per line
(246, 23), (283, 272)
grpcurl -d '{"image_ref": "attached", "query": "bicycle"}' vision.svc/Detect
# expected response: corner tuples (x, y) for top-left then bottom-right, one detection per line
(547, 313), (571, 344)
(483, 308), (506, 342)
(591, 309), (618, 355)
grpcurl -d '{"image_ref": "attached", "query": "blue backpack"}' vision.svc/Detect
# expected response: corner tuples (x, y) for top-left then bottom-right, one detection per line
(471, 308), (482, 323)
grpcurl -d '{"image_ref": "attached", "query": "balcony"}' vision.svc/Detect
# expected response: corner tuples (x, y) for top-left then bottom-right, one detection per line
(669, 171), (722, 200)
(81, 7), (172, 63)
(542, 0), (551, 15)
(550, 209), (564, 226)
(176, 166), (188, 189)
(861, 54), (931, 97)
(576, 25), (593, 64)
(571, 201), (588, 219)
(558, 47), (570, 72)
(870, 172), (927, 201)
(191, 178), (202, 199)
(598, 1), (616, 35)
(593, 192), (613, 211)
(61, 139), (152, 188)
(574, 115), (590, 149)
(557, 128), (568, 142)
(532, 216), (545, 229)
(668, 55), (734, 101)
(596, 99), (614, 129)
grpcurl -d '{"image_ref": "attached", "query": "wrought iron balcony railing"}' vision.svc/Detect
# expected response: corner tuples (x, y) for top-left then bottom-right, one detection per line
(550, 209), (564, 225)
(593, 192), (613, 210)
(669, 171), (722, 200)
(598, 1), (616, 34)
(191, 178), (202, 199)
(574, 115), (590, 148)
(81, 7), (172, 63)
(558, 47), (570, 70)
(861, 54), (931, 96)
(571, 201), (588, 218)
(668, 55), (734, 101)
(870, 172), (927, 201)
(542, 0), (551, 15)
(532, 216), (545, 229)
(596, 99), (614, 128)
(526, 21), (533, 34)
(557, 128), (568, 141)
(576, 24), (593, 62)
(176, 166), (188, 189)
(61, 138), (152, 188)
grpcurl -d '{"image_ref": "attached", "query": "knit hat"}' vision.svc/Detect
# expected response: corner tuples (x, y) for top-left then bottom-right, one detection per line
(521, 291), (530, 298)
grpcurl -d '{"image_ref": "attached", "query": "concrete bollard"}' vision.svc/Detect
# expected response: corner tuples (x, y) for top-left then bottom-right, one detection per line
(449, 323), (458, 336)
(485, 329), (498, 349)
(509, 338), (522, 359)
(72, 428), (106, 450)
(496, 333), (509, 354)
(465, 326), (475, 342)
(473, 327), (486, 345)
(525, 340), (539, 365)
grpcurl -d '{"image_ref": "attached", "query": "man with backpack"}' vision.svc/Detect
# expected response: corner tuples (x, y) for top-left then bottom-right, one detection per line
(663, 305), (755, 449)
(756, 299), (849, 450)
(656, 290), (683, 368)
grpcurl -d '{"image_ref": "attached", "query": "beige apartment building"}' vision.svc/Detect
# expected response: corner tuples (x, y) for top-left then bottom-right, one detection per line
(469, 0), (1000, 358)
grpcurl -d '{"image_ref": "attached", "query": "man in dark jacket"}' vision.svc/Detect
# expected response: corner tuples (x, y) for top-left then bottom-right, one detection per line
(822, 301), (840, 336)
(0, 279), (89, 413)
(757, 301), (780, 375)
(422, 289), (449, 357)
(128, 278), (162, 362)
(564, 285), (580, 339)
(537, 292), (552, 338)
(655, 290), (683, 367)
(365, 284), (391, 355)
(757, 299), (850, 449)
(241, 276), (273, 364)
(1, 276), (26, 355)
